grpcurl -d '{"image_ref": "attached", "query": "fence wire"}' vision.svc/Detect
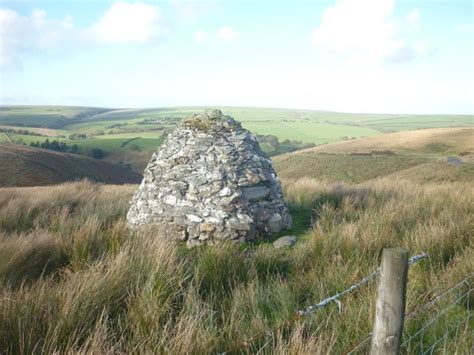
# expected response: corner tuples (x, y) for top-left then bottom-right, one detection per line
(219, 252), (428, 354)
(419, 311), (471, 355)
(299, 252), (428, 317)
(401, 287), (472, 349)
(346, 272), (473, 354)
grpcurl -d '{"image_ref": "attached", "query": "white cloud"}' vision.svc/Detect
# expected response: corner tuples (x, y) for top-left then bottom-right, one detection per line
(311, 0), (396, 51)
(217, 26), (239, 41)
(311, 0), (428, 64)
(193, 26), (240, 44)
(91, 2), (162, 43)
(0, 8), (74, 67)
(406, 9), (420, 26)
(0, 2), (166, 67)
(171, 0), (215, 22)
(193, 29), (208, 44)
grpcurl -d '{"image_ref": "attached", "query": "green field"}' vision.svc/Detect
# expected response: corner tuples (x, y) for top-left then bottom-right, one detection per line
(0, 106), (111, 128)
(1, 105), (472, 168)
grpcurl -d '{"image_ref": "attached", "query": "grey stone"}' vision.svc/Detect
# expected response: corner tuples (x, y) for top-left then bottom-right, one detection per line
(267, 213), (283, 233)
(187, 214), (204, 223)
(273, 235), (297, 249)
(127, 110), (292, 246)
(242, 186), (269, 201)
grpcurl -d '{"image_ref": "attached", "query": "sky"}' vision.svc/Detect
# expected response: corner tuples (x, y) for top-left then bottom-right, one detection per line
(0, 0), (473, 114)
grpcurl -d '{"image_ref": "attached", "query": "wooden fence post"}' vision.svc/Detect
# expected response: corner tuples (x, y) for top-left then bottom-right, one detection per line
(370, 247), (409, 355)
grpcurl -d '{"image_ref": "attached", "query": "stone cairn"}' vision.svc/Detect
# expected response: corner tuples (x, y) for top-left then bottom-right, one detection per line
(127, 109), (292, 247)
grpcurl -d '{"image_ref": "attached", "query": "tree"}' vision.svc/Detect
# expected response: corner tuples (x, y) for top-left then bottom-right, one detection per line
(89, 148), (105, 159)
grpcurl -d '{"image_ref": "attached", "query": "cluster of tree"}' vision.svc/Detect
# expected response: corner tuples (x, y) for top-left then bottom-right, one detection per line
(281, 139), (316, 149)
(257, 134), (280, 149)
(68, 133), (88, 140)
(29, 139), (107, 159)
(30, 139), (80, 153)
(0, 128), (48, 137)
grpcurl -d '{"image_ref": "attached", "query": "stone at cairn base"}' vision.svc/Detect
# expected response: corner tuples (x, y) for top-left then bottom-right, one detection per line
(127, 109), (292, 247)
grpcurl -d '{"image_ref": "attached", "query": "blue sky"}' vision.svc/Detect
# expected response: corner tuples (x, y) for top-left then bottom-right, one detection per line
(0, 0), (473, 113)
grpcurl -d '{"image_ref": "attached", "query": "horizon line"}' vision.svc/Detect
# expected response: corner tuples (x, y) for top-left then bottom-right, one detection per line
(1, 104), (473, 116)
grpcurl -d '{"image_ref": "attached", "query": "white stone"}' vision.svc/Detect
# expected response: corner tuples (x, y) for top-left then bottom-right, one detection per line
(187, 214), (204, 223)
(163, 195), (177, 205)
(218, 187), (232, 197)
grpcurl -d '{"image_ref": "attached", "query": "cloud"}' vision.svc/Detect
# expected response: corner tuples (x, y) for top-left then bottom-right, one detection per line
(193, 29), (208, 44)
(311, 0), (395, 51)
(217, 26), (239, 41)
(0, 7), (74, 67)
(0, 2), (166, 67)
(171, 0), (216, 22)
(193, 26), (240, 44)
(311, 0), (428, 64)
(406, 9), (420, 26)
(91, 2), (162, 43)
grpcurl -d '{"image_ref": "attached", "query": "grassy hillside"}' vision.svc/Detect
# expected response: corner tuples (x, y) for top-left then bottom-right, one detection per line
(0, 110), (472, 352)
(274, 127), (474, 184)
(0, 143), (141, 187)
(302, 127), (474, 155)
(0, 179), (471, 353)
(1, 106), (472, 169)
(0, 106), (111, 128)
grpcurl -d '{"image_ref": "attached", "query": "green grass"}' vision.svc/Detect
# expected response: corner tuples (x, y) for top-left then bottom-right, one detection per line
(242, 121), (379, 144)
(0, 106), (111, 128)
(274, 153), (430, 183)
(2, 105), (473, 151)
(9, 134), (165, 153)
(2, 106), (473, 176)
(98, 131), (165, 139)
(0, 179), (472, 353)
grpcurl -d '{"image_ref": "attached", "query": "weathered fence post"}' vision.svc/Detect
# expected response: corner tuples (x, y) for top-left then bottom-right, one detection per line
(370, 247), (409, 355)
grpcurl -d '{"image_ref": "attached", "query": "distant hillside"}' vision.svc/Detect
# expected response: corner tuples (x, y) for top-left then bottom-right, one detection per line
(0, 143), (141, 187)
(302, 127), (474, 155)
(0, 106), (111, 128)
(273, 127), (474, 183)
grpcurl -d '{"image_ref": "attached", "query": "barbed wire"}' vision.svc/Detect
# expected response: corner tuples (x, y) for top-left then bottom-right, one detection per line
(345, 273), (473, 354)
(299, 252), (428, 317)
(218, 252), (428, 354)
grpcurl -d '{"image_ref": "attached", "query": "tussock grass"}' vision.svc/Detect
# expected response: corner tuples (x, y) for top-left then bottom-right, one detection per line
(0, 179), (472, 353)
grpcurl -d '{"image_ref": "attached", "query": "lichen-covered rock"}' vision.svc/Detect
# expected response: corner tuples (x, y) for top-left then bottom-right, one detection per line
(127, 109), (292, 246)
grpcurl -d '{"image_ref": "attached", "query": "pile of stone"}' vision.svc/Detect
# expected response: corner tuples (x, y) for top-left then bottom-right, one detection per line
(127, 109), (292, 246)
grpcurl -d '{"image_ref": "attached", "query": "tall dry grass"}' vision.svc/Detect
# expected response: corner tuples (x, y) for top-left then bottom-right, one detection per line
(0, 179), (472, 353)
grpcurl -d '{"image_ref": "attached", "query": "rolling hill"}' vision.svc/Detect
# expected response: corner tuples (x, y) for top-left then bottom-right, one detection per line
(300, 127), (474, 155)
(273, 127), (474, 183)
(1, 107), (473, 185)
(0, 143), (141, 187)
(1, 106), (472, 163)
